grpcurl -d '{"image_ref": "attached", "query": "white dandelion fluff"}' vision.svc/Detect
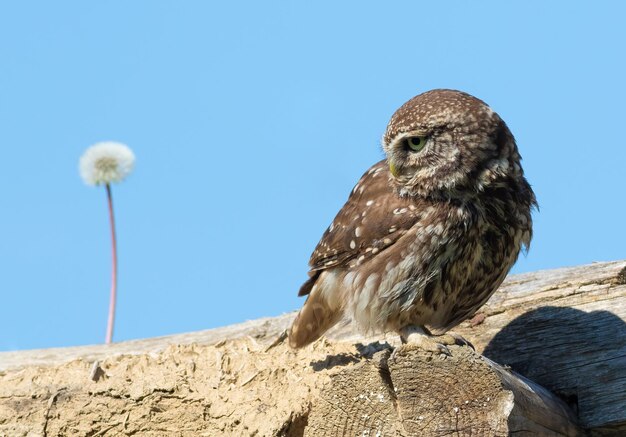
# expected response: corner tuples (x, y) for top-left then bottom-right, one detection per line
(79, 141), (135, 344)
(79, 141), (135, 186)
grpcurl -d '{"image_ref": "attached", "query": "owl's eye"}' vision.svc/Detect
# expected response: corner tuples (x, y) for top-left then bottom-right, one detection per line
(405, 136), (427, 152)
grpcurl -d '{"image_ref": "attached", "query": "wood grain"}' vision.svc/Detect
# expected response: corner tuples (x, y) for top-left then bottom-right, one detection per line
(307, 345), (582, 436)
(1, 260), (625, 435)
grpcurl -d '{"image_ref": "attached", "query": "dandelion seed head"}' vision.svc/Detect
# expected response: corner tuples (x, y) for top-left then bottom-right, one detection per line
(80, 142), (135, 186)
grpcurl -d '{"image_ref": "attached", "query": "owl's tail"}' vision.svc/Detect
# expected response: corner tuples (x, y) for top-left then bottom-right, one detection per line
(289, 288), (342, 348)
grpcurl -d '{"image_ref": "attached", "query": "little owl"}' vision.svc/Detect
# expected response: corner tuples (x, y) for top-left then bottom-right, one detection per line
(289, 89), (536, 353)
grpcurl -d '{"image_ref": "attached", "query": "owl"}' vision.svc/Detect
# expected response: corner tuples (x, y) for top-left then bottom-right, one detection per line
(288, 89), (536, 353)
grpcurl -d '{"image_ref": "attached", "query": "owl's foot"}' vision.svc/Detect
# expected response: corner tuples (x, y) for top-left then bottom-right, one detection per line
(397, 326), (470, 356)
(445, 332), (475, 350)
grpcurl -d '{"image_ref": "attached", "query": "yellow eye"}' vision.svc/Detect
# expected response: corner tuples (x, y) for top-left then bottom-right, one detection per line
(406, 136), (427, 152)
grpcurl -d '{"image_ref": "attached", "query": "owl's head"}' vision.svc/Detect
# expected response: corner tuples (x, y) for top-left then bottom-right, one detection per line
(382, 89), (524, 198)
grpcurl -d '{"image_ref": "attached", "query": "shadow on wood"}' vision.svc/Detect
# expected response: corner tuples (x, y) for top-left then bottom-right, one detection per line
(483, 306), (626, 433)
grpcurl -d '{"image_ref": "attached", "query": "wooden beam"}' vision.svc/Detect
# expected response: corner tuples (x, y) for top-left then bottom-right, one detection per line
(307, 345), (582, 436)
(0, 260), (624, 435)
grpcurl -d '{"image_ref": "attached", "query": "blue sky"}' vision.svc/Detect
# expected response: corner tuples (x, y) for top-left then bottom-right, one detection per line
(1, 1), (625, 351)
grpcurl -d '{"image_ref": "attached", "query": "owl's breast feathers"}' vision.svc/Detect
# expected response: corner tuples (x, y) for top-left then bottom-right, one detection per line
(298, 159), (534, 302)
(299, 160), (426, 296)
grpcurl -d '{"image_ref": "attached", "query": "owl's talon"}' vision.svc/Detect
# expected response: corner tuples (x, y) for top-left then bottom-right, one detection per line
(399, 337), (452, 357)
(399, 325), (456, 356)
(437, 344), (452, 356)
(389, 347), (399, 362)
(448, 333), (475, 350)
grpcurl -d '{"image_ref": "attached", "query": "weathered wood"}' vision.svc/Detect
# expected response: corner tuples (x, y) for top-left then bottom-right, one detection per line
(0, 260), (625, 435)
(3, 261), (624, 373)
(0, 339), (336, 436)
(457, 262), (626, 432)
(307, 345), (582, 436)
(0, 340), (583, 436)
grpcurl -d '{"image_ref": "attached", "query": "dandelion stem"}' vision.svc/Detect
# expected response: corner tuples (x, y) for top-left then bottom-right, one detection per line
(105, 183), (118, 344)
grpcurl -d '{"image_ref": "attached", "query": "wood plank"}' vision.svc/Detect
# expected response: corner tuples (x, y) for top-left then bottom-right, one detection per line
(307, 345), (582, 436)
(1, 260), (625, 434)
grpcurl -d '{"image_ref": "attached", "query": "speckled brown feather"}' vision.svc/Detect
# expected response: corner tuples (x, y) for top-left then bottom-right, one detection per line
(298, 161), (422, 296)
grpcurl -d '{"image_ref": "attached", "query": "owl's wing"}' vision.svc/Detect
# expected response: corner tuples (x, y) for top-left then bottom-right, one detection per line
(299, 160), (423, 296)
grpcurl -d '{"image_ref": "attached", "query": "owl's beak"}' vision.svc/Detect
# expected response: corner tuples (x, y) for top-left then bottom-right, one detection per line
(389, 161), (400, 177)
